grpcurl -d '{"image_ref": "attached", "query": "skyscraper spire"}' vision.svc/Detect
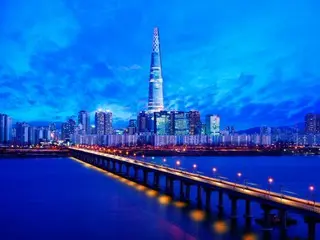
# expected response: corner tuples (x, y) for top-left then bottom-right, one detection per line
(147, 27), (164, 113)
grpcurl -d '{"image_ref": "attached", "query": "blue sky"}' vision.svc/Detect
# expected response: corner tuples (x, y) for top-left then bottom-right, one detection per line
(0, 0), (319, 129)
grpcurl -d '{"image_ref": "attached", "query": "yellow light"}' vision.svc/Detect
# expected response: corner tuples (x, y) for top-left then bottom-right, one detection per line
(189, 210), (206, 222)
(213, 220), (228, 234)
(136, 185), (147, 191)
(242, 233), (257, 240)
(173, 201), (187, 208)
(158, 195), (171, 205)
(146, 189), (158, 197)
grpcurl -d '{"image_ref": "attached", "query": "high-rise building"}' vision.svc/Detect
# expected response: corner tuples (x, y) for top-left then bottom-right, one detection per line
(147, 27), (164, 113)
(171, 111), (189, 135)
(15, 122), (29, 145)
(128, 119), (137, 135)
(137, 111), (153, 133)
(78, 110), (90, 135)
(95, 110), (105, 136)
(61, 119), (76, 140)
(94, 110), (113, 135)
(105, 111), (113, 135)
(0, 114), (12, 144)
(205, 115), (220, 136)
(305, 113), (320, 134)
(187, 111), (201, 135)
(154, 111), (170, 135)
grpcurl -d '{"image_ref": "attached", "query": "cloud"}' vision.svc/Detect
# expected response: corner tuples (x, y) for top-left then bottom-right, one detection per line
(0, 0), (319, 129)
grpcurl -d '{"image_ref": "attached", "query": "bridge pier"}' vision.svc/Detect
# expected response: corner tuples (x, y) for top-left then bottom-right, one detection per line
(143, 170), (149, 185)
(279, 209), (287, 230)
(153, 173), (160, 188)
(185, 184), (191, 202)
(107, 160), (111, 171)
(218, 189), (224, 211)
(112, 161), (116, 172)
(304, 217), (320, 240)
(229, 195), (238, 219)
(165, 177), (174, 196)
(197, 185), (202, 208)
(261, 204), (273, 231)
(180, 181), (185, 200)
(133, 166), (139, 180)
(119, 163), (123, 174)
(126, 164), (130, 177)
(205, 188), (211, 211)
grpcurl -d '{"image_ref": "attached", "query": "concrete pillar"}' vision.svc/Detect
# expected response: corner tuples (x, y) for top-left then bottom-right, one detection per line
(143, 170), (148, 185)
(166, 177), (171, 193)
(205, 188), (211, 211)
(307, 221), (316, 240)
(180, 181), (184, 200)
(197, 185), (202, 208)
(107, 160), (111, 170)
(134, 167), (139, 179)
(185, 184), (191, 202)
(305, 217), (317, 240)
(245, 199), (252, 218)
(230, 196), (238, 218)
(119, 163), (123, 173)
(218, 189), (224, 210)
(261, 204), (273, 231)
(126, 164), (130, 177)
(153, 173), (159, 188)
(279, 209), (287, 230)
(169, 178), (174, 196)
(112, 161), (116, 172)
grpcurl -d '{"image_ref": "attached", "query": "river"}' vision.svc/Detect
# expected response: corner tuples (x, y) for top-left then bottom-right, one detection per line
(0, 155), (319, 240)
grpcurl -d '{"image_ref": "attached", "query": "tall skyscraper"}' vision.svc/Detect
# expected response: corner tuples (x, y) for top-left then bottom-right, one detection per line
(0, 114), (12, 144)
(305, 113), (320, 134)
(94, 110), (113, 135)
(128, 119), (137, 135)
(147, 27), (164, 113)
(95, 110), (106, 136)
(105, 111), (113, 135)
(171, 111), (189, 135)
(15, 122), (29, 145)
(154, 111), (170, 135)
(78, 110), (90, 135)
(137, 111), (153, 133)
(187, 111), (201, 135)
(205, 115), (220, 136)
(61, 119), (76, 140)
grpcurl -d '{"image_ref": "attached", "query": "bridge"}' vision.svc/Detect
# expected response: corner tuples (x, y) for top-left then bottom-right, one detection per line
(70, 147), (320, 240)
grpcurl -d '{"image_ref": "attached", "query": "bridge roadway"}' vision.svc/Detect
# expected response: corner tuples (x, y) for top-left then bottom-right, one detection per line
(70, 147), (320, 239)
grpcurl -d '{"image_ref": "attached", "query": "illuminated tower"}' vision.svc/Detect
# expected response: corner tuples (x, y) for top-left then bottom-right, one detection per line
(147, 27), (164, 113)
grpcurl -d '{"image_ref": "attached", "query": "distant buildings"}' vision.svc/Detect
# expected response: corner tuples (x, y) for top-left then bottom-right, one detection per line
(188, 111), (201, 135)
(0, 114), (12, 144)
(78, 110), (90, 135)
(61, 119), (76, 140)
(205, 115), (220, 136)
(94, 110), (113, 136)
(305, 113), (320, 134)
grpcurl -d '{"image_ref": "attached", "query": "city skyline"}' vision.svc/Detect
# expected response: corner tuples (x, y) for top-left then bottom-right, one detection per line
(0, 0), (320, 129)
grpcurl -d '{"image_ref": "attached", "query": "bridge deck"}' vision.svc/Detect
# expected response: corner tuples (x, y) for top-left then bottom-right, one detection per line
(70, 147), (320, 216)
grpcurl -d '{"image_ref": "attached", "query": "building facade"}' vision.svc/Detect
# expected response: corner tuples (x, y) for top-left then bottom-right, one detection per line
(205, 115), (220, 136)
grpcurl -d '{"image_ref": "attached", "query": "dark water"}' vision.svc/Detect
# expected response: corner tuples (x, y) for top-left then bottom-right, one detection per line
(0, 155), (319, 240)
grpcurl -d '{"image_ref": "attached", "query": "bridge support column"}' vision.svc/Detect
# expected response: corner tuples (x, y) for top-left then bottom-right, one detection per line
(134, 167), (139, 180)
(305, 217), (318, 240)
(244, 199), (252, 220)
(112, 161), (116, 172)
(143, 170), (148, 185)
(229, 196), (238, 219)
(261, 204), (273, 231)
(196, 185), (202, 208)
(279, 209), (287, 230)
(166, 177), (171, 194)
(169, 178), (174, 196)
(180, 181), (185, 200)
(107, 160), (111, 171)
(218, 189), (224, 210)
(205, 188), (211, 211)
(185, 184), (191, 202)
(119, 163), (123, 173)
(153, 173), (160, 188)
(126, 164), (130, 177)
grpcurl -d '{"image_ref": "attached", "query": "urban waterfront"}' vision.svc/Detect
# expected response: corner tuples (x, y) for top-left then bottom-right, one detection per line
(0, 155), (319, 240)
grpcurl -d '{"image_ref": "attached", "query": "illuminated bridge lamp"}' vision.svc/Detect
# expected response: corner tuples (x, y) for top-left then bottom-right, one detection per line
(176, 160), (181, 168)
(268, 177), (273, 192)
(212, 167), (217, 177)
(163, 158), (166, 164)
(193, 164), (197, 172)
(309, 185), (315, 204)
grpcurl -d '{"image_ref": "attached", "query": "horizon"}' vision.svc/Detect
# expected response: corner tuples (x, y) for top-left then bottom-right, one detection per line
(1, 0), (319, 129)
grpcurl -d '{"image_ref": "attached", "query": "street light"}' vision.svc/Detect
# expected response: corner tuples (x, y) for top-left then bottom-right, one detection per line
(212, 167), (217, 177)
(193, 164), (197, 172)
(163, 158), (166, 165)
(176, 160), (181, 169)
(237, 172), (242, 184)
(309, 185), (315, 206)
(268, 177), (273, 192)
